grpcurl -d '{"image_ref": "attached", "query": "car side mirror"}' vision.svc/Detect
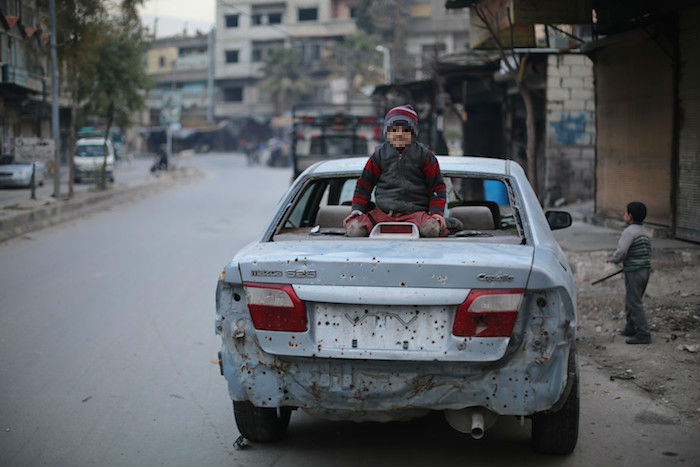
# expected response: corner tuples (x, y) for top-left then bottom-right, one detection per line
(545, 210), (572, 230)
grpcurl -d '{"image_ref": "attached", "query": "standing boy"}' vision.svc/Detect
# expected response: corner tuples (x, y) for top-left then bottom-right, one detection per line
(344, 105), (448, 237)
(607, 201), (652, 344)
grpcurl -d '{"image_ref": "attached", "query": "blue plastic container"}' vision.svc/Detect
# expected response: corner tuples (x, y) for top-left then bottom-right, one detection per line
(483, 179), (509, 205)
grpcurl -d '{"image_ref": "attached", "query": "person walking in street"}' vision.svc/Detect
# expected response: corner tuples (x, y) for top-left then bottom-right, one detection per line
(343, 105), (448, 237)
(607, 201), (652, 344)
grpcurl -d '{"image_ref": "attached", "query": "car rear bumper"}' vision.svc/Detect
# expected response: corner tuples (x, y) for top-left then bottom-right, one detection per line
(217, 283), (576, 417)
(220, 340), (571, 416)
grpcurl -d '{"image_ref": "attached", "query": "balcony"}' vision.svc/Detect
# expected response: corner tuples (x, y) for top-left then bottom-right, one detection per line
(1, 64), (44, 93)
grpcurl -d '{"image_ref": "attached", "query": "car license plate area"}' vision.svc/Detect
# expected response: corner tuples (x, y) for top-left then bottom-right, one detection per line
(311, 303), (452, 352)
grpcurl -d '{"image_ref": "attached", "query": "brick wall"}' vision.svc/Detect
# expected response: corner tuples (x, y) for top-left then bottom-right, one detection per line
(544, 54), (595, 206)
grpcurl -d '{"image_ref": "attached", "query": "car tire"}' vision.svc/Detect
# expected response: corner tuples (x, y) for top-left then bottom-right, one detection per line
(531, 350), (579, 455)
(233, 401), (291, 442)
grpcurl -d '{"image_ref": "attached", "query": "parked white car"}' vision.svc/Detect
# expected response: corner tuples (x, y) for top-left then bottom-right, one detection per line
(74, 138), (114, 183)
(0, 155), (47, 188)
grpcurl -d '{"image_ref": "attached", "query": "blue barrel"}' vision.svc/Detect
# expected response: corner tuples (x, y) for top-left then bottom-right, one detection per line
(483, 179), (509, 205)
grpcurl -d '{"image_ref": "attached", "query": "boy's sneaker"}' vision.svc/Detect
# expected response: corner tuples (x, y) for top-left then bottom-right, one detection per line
(625, 335), (651, 345)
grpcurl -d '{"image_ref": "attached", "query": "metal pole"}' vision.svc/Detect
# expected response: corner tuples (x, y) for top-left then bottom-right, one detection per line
(376, 46), (391, 84)
(49, 0), (60, 197)
(383, 48), (391, 83)
(206, 28), (215, 123)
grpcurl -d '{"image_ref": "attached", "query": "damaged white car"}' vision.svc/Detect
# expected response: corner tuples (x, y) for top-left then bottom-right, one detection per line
(215, 156), (578, 454)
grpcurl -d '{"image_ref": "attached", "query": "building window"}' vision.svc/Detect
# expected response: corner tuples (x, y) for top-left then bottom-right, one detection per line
(252, 13), (263, 25)
(268, 12), (282, 24)
(225, 50), (239, 63)
(298, 8), (318, 21)
(252, 40), (284, 63)
(223, 87), (243, 102)
(225, 14), (239, 27)
(159, 56), (166, 67)
(349, 7), (357, 18)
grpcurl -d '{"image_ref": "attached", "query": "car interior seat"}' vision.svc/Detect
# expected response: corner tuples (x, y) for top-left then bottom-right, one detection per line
(449, 205), (495, 230)
(315, 205), (353, 228)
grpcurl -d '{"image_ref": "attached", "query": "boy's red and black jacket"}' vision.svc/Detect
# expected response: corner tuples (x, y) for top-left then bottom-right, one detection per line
(352, 141), (447, 216)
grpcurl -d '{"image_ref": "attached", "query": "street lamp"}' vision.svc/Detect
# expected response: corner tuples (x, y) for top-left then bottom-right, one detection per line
(376, 45), (391, 83)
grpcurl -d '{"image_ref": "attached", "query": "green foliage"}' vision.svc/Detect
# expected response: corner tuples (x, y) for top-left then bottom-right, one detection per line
(259, 46), (311, 114)
(86, 19), (151, 129)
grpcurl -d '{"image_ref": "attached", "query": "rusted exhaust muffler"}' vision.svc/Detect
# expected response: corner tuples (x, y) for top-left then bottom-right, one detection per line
(444, 407), (497, 439)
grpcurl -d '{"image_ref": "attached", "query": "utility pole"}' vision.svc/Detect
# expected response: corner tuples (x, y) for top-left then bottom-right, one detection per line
(49, 0), (60, 197)
(207, 27), (215, 123)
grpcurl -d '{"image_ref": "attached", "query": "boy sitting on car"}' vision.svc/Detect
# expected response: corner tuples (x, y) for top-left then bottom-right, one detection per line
(343, 105), (448, 237)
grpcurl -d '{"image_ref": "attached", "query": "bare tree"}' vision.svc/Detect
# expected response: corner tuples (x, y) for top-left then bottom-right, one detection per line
(471, 2), (539, 194)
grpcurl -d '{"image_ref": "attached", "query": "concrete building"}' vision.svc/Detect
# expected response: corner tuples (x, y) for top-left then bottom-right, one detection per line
(404, 0), (470, 81)
(0, 0), (51, 155)
(144, 32), (213, 128)
(213, 0), (360, 123)
(582, 1), (699, 241)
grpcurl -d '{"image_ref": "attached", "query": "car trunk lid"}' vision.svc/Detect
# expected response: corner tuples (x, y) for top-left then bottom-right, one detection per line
(237, 240), (534, 362)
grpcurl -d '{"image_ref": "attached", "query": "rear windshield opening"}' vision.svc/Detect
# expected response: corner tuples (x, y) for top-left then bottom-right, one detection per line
(76, 145), (106, 157)
(273, 175), (521, 243)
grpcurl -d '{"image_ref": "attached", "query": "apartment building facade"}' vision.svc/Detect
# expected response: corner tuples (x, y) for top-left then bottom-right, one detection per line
(404, 0), (469, 81)
(144, 32), (212, 128)
(213, 0), (360, 122)
(0, 0), (51, 155)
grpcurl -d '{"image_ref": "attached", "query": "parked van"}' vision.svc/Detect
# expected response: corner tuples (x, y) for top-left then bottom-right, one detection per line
(74, 138), (115, 183)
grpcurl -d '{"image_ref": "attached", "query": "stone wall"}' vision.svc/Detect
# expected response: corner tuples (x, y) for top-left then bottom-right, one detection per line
(544, 54), (595, 206)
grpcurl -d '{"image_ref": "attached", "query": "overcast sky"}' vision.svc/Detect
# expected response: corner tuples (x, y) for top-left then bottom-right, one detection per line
(139, 0), (216, 37)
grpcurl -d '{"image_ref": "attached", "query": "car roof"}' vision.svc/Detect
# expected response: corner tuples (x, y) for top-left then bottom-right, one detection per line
(305, 155), (512, 177)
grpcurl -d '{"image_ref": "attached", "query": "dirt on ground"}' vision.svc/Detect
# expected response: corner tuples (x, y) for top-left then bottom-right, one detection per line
(569, 249), (700, 425)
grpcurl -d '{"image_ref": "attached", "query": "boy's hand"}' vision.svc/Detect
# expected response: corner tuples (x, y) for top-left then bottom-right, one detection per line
(344, 210), (363, 227)
(431, 213), (446, 230)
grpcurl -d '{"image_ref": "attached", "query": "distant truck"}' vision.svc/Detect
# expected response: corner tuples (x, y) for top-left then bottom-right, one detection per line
(290, 103), (382, 179)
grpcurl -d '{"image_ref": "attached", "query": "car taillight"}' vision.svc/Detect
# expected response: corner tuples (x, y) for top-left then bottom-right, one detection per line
(452, 289), (524, 338)
(380, 224), (413, 234)
(243, 282), (308, 332)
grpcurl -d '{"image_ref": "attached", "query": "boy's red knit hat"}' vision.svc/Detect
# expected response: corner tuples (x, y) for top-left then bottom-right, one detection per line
(383, 105), (419, 136)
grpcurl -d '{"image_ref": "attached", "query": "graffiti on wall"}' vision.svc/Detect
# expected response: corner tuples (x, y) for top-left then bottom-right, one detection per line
(550, 112), (586, 145)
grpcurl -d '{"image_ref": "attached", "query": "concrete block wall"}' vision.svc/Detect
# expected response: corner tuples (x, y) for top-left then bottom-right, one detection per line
(544, 54), (595, 206)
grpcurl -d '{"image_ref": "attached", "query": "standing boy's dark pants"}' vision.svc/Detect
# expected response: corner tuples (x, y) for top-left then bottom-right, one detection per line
(624, 268), (651, 338)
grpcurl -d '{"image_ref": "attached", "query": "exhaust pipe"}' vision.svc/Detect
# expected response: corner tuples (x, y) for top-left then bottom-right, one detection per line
(444, 407), (497, 439)
(470, 410), (485, 439)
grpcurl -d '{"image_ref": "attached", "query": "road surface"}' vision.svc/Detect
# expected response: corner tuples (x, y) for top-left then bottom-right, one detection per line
(0, 154), (697, 466)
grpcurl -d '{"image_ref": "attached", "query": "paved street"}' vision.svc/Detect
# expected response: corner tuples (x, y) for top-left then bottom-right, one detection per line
(0, 154), (698, 466)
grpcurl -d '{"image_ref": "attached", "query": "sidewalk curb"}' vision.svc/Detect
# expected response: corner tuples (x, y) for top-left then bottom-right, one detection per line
(0, 168), (204, 243)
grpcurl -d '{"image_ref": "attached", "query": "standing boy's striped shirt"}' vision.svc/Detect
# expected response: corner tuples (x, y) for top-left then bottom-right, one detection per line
(611, 223), (651, 271)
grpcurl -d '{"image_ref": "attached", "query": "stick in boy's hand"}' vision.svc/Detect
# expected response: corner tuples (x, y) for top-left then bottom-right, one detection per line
(591, 269), (623, 285)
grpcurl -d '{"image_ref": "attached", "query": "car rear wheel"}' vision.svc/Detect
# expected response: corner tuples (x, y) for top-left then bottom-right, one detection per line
(233, 401), (291, 442)
(531, 351), (579, 455)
